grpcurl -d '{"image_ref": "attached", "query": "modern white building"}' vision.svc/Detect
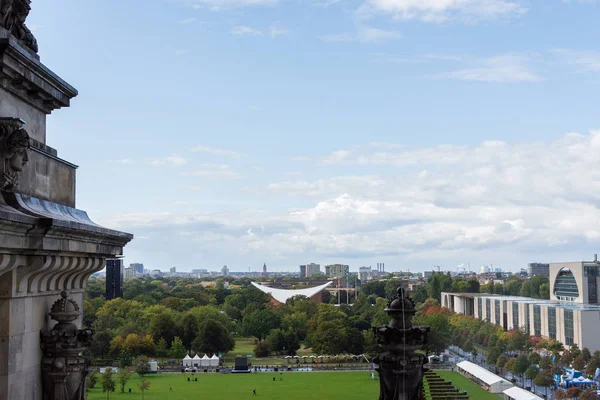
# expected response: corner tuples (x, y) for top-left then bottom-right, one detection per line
(442, 256), (600, 351)
(503, 387), (543, 400)
(251, 281), (333, 305)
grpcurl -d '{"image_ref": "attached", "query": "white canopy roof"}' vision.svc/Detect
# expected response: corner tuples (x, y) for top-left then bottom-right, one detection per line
(202, 354), (210, 359)
(457, 361), (511, 386)
(503, 387), (544, 400)
(192, 354), (201, 360)
(183, 354), (192, 360)
(211, 355), (219, 359)
(251, 281), (333, 304)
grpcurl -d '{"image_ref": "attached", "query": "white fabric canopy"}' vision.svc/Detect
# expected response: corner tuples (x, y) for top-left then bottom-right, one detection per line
(210, 355), (219, 367)
(182, 354), (193, 367)
(201, 354), (210, 367)
(503, 387), (543, 400)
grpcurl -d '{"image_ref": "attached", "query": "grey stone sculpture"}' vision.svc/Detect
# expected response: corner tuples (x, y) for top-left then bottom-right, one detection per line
(373, 287), (430, 400)
(40, 291), (93, 400)
(0, 0), (38, 53)
(0, 117), (30, 190)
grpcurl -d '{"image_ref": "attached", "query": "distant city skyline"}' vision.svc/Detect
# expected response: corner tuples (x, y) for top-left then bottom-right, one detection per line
(31, 1), (600, 273)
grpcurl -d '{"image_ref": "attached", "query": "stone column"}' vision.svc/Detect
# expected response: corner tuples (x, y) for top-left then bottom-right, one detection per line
(0, 22), (132, 400)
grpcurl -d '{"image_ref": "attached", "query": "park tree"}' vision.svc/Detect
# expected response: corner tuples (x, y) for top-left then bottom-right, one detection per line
(504, 358), (516, 375)
(413, 313), (451, 355)
(513, 354), (530, 381)
(101, 368), (116, 399)
(586, 357), (600, 377)
(149, 312), (178, 347)
(580, 387), (600, 400)
(265, 329), (286, 354)
(241, 309), (281, 340)
(116, 369), (131, 393)
(486, 347), (502, 365)
(156, 338), (168, 362)
(496, 355), (508, 373)
(427, 273), (452, 302)
(192, 320), (235, 355)
(565, 387), (582, 399)
(85, 368), (98, 390)
(525, 365), (538, 387)
(573, 355), (586, 371)
(135, 356), (150, 378)
(137, 378), (151, 400)
(281, 312), (309, 341)
(254, 341), (270, 357)
(170, 337), (187, 359)
(284, 330), (301, 355)
(534, 370), (555, 397)
(181, 313), (199, 350)
(528, 352), (541, 365)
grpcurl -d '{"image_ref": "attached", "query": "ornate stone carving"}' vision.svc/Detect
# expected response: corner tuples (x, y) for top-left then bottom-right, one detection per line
(373, 287), (430, 400)
(40, 291), (93, 400)
(0, 0), (38, 53)
(0, 117), (30, 190)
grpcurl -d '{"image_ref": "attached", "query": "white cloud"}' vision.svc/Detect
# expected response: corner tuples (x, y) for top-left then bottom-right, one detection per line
(321, 25), (401, 43)
(269, 24), (289, 37)
(436, 54), (542, 82)
(109, 159), (133, 165)
(193, 146), (245, 158)
(554, 49), (600, 72)
(357, 25), (402, 42)
(320, 33), (355, 42)
(106, 130), (600, 269)
(178, 17), (199, 24)
(231, 26), (263, 36)
(359, 0), (527, 22)
(322, 150), (353, 165)
(148, 155), (188, 166)
(181, 163), (244, 179)
(185, 0), (278, 11)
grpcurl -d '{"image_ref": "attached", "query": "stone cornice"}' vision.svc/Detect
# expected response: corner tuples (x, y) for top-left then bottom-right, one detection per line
(0, 27), (78, 114)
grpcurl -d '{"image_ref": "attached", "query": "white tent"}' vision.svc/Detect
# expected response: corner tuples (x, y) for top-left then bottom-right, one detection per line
(210, 354), (219, 367)
(201, 354), (210, 367)
(503, 387), (543, 400)
(192, 354), (201, 367)
(457, 361), (513, 394)
(182, 354), (193, 367)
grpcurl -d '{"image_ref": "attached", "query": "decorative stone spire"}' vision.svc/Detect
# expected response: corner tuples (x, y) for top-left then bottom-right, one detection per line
(40, 291), (94, 400)
(373, 287), (430, 400)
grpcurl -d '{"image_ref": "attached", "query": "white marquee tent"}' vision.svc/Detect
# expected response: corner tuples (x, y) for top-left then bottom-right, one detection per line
(503, 387), (544, 400)
(457, 361), (513, 394)
(210, 355), (219, 367)
(192, 354), (201, 367)
(201, 354), (210, 367)
(182, 354), (192, 367)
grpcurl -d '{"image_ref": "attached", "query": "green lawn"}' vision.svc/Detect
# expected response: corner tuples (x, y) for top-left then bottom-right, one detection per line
(436, 371), (502, 400)
(87, 371), (379, 400)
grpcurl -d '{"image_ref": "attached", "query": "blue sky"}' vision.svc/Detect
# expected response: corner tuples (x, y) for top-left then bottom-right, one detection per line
(28, 0), (600, 272)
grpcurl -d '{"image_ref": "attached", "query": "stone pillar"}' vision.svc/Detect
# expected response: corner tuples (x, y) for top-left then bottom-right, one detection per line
(373, 288), (430, 400)
(0, 19), (132, 400)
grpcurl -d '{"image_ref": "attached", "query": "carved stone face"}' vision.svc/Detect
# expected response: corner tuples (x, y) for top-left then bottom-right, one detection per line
(0, 0), (13, 19)
(14, 0), (28, 23)
(9, 145), (28, 171)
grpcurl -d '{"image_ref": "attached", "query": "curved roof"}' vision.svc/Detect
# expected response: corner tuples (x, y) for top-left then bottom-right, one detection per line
(503, 387), (543, 400)
(251, 281), (333, 304)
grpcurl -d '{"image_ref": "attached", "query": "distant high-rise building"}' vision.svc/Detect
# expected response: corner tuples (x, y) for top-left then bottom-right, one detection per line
(325, 264), (349, 278)
(170, 267), (176, 273)
(359, 266), (372, 282)
(105, 259), (124, 300)
(299, 265), (307, 277)
(527, 263), (550, 276)
(130, 263), (144, 275)
(124, 267), (136, 279)
(307, 263), (320, 277)
(222, 265), (229, 276)
(263, 263), (267, 274)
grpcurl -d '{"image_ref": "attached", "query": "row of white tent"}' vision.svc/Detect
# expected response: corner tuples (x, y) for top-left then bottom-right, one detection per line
(182, 354), (220, 367)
